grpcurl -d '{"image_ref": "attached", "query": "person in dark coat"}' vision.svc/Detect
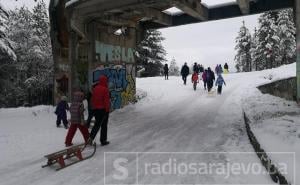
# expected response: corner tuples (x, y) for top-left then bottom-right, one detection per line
(89, 75), (110, 146)
(193, 63), (199, 74)
(163, 64), (169, 80)
(199, 65), (204, 73)
(180, 62), (190, 85)
(202, 69), (208, 90)
(224, 63), (229, 70)
(65, 91), (89, 147)
(224, 63), (229, 74)
(85, 83), (97, 128)
(206, 67), (215, 92)
(55, 96), (69, 129)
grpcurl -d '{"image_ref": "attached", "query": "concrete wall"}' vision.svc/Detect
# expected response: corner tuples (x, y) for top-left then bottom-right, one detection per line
(87, 24), (137, 110)
(258, 77), (297, 101)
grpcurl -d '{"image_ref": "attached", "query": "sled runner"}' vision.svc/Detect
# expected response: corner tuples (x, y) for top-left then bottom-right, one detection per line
(42, 142), (96, 171)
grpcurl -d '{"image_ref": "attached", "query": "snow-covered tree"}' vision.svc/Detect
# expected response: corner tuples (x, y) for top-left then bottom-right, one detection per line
(234, 21), (252, 72)
(250, 27), (259, 71)
(277, 9), (296, 65)
(0, 4), (17, 107)
(5, 4), (53, 107)
(137, 29), (166, 77)
(169, 58), (180, 76)
(255, 12), (280, 70)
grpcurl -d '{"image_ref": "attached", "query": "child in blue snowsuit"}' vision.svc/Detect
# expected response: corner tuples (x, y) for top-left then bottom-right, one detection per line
(215, 74), (226, 94)
(55, 96), (69, 128)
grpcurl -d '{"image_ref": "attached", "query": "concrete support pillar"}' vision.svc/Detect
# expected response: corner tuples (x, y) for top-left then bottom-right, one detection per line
(69, 31), (78, 100)
(296, 0), (300, 102)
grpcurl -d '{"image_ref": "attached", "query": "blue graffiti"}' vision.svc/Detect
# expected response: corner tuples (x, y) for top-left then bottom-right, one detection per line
(93, 67), (128, 109)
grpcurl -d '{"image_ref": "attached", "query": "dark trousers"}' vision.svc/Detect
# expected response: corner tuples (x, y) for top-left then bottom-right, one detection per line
(164, 73), (168, 80)
(86, 109), (94, 128)
(182, 75), (187, 85)
(56, 116), (68, 127)
(65, 124), (89, 145)
(90, 109), (109, 143)
(217, 85), (223, 94)
(203, 80), (207, 89)
(207, 80), (213, 92)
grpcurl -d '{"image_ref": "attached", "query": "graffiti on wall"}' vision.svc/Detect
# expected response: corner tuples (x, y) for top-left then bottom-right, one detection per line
(93, 65), (135, 110)
(95, 41), (135, 63)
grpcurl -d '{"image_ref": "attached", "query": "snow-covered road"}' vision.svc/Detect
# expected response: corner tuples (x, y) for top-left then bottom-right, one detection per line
(0, 72), (283, 185)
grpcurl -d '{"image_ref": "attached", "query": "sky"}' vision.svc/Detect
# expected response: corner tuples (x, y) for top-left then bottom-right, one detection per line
(0, 0), (260, 71)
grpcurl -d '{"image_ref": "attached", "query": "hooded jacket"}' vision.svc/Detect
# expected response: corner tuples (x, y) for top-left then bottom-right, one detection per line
(91, 75), (110, 112)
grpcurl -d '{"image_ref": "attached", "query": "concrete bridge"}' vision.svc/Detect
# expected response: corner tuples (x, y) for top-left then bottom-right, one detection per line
(49, 0), (300, 108)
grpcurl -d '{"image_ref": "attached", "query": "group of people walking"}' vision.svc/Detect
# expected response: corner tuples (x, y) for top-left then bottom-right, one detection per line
(181, 62), (227, 94)
(55, 75), (110, 147)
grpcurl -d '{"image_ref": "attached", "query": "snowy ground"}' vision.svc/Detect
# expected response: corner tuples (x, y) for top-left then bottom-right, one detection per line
(241, 63), (300, 184)
(0, 64), (298, 185)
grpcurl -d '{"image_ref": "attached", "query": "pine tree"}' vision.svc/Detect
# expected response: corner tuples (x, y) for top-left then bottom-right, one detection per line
(234, 21), (252, 72)
(7, 4), (53, 106)
(256, 12), (280, 70)
(137, 29), (167, 77)
(0, 5), (17, 107)
(169, 58), (180, 76)
(277, 8), (296, 65)
(250, 27), (259, 71)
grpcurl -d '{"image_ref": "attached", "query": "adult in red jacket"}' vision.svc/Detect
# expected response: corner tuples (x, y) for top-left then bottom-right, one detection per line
(89, 75), (110, 146)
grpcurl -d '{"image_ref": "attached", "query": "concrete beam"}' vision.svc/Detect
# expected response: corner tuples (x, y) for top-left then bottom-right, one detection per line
(171, 0), (208, 20)
(236, 0), (250, 14)
(97, 15), (137, 27)
(141, 8), (172, 26)
(295, 0), (300, 102)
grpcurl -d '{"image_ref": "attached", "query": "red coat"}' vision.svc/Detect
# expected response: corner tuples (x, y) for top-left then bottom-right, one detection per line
(91, 76), (110, 112)
(192, 73), (199, 82)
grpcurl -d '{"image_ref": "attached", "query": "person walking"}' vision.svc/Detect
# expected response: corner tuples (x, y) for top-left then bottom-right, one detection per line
(191, 71), (199, 91)
(89, 75), (110, 146)
(224, 63), (229, 74)
(65, 90), (89, 147)
(215, 74), (226, 94)
(85, 83), (97, 128)
(180, 62), (190, 85)
(206, 67), (215, 92)
(193, 62), (199, 74)
(202, 69), (207, 90)
(218, 64), (223, 74)
(163, 64), (169, 80)
(55, 96), (69, 129)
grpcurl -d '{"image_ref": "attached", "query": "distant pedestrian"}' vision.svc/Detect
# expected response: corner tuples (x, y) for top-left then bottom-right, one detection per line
(215, 74), (226, 94)
(219, 64), (223, 74)
(65, 90), (89, 147)
(206, 67), (215, 92)
(193, 63), (199, 74)
(224, 63), (229, 74)
(180, 62), (190, 85)
(202, 69), (208, 90)
(89, 75), (110, 146)
(164, 64), (169, 80)
(55, 96), (69, 129)
(199, 64), (204, 73)
(191, 71), (199, 91)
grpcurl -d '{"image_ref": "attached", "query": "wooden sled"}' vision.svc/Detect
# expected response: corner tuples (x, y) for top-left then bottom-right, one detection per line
(42, 143), (96, 171)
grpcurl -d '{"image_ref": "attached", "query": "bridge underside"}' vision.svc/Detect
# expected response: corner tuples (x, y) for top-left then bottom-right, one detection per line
(49, 0), (300, 107)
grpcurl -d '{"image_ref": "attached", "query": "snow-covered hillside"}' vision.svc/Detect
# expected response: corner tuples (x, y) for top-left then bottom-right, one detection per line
(0, 63), (298, 185)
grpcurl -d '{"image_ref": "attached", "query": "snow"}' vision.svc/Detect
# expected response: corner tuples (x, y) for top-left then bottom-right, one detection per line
(0, 63), (298, 184)
(65, 0), (79, 8)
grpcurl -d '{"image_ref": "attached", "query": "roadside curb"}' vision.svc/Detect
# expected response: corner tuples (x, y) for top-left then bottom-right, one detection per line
(243, 112), (290, 185)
